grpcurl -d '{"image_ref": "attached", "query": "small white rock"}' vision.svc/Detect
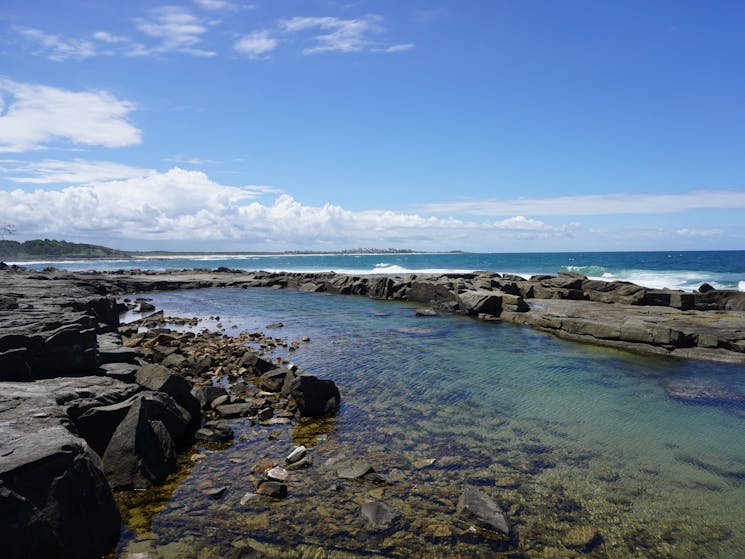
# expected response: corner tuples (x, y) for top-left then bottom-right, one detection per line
(286, 445), (307, 464)
(267, 466), (291, 482)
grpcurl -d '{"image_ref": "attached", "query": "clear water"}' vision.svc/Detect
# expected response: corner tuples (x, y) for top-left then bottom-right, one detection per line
(16, 250), (745, 292)
(113, 287), (745, 559)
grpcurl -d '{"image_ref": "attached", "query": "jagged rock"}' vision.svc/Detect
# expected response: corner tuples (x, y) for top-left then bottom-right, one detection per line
(135, 363), (200, 430)
(291, 375), (341, 416)
(102, 392), (190, 490)
(0, 411), (120, 559)
(260, 368), (296, 394)
(455, 486), (510, 536)
(360, 500), (402, 530)
(239, 352), (274, 375)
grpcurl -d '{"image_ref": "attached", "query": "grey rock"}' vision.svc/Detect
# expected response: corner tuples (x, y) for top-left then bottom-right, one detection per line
(215, 402), (259, 418)
(194, 385), (229, 410)
(260, 367), (296, 394)
(102, 392), (189, 489)
(337, 460), (374, 479)
(455, 486), (510, 536)
(286, 445), (307, 464)
(0, 398), (120, 559)
(136, 363), (200, 430)
(256, 480), (287, 499)
(360, 500), (402, 531)
(194, 421), (234, 443)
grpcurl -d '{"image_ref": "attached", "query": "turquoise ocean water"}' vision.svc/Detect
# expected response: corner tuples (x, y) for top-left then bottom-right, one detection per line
(16, 250), (745, 292)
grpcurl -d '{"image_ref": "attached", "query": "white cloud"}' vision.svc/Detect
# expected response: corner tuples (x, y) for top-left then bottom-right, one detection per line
(675, 228), (724, 237)
(0, 168), (569, 247)
(136, 6), (215, 57)
(92, 31), (149, 57)
(14, 26), (98, 61)
(0, 79), (141, 152)
(0, 159), (154, 184)
(418, 191), (745, 217)
(234, 31), (278, 58)
(378, 43), (415, 53)
(193, 0), (237, 10)
(280, 14), (412, 55)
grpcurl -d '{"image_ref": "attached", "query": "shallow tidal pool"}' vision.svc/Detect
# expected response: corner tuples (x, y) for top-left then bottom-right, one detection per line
(111, 287), (745, 559)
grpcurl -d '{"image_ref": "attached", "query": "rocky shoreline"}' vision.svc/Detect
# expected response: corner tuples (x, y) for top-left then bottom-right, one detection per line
(0, 264), (341, 559)
(8, 263), (742, 363)
(2, 263), (745, 558)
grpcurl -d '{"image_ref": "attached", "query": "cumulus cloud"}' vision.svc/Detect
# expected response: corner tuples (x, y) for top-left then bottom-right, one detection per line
(280, 15), (413, 55)
(234, 31), (278, 57)
(0, 79), (141, 152)
(0, 168), (568, 247)
(419, 191), (745, 217)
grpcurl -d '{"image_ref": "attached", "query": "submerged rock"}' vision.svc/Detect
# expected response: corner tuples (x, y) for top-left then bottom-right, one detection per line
(564, 525), (602, 551)
(256, 480), (287, 499)
(664, 378), (745, 407)
(455, 486), (510, 536)
(360, 500), (402, 531)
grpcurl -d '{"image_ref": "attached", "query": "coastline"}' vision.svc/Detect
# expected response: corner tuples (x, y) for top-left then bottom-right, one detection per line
(3, 263), (745, 558)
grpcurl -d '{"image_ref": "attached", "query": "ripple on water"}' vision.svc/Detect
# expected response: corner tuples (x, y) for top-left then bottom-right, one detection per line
(110, 288), (745, 559)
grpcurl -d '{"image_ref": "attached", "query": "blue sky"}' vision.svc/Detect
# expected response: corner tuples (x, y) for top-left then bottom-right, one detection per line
(1, 0), (744, 252)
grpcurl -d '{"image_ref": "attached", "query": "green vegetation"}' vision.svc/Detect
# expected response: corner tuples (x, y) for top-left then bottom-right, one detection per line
(0, 239), (131, 260)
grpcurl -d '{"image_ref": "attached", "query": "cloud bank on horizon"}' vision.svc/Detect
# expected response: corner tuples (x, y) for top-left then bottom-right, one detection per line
(0, 1), (743, 252)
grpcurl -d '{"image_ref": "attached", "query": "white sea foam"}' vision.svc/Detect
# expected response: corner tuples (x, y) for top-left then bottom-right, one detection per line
(588, 269), (725, 292)
(739, 281), (745, 292)
(256, 264), (478, 275)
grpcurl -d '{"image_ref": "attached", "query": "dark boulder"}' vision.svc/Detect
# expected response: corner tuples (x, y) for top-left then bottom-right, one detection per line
(260, 367), (297, 394)
(239, 351), (274, 375)
(291, 375), (341, 416)
(102, 392), (188, 490)
(0, 347), (32, 381)
(136, 363), (200, 430)
(0, 426), (120, 559)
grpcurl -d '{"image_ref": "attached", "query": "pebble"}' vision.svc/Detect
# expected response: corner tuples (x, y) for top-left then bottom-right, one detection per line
(286, 445), (307, 464)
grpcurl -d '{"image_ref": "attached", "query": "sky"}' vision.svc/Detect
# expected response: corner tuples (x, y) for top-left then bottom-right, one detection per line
(0, 0), (744, 253)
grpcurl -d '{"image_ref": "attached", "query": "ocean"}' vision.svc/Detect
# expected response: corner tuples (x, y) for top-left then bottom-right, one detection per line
(15, 249), (745, 292)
